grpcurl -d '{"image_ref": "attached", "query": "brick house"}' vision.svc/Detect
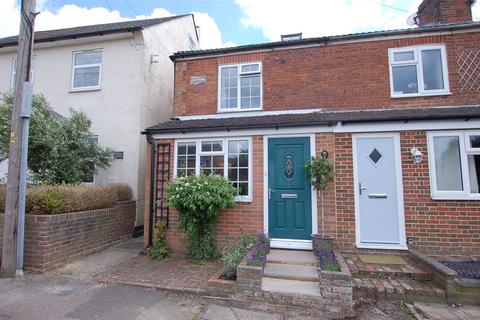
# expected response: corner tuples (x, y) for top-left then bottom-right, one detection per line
(143, 0), (480, 256)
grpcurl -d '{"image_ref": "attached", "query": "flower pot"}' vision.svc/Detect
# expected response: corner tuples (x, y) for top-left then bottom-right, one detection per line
(312, 234), (333, 257)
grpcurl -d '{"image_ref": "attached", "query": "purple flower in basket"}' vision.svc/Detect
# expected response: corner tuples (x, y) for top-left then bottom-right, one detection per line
(255, 241), (269, 257)
(257, 233), (270, 253)
(246, 246), (267, 267)
(317, 247), (340, 272)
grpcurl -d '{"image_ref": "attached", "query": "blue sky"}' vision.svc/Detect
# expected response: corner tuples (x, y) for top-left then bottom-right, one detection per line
(1, 1), (479, 49)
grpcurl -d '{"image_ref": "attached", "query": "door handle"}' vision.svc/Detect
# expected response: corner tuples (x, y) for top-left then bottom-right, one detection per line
(359, 182), (367, 195)
(269, 188), (272, 199)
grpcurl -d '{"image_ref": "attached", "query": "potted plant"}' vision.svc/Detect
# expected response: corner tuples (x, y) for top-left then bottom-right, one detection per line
(305, 155), (336, 256)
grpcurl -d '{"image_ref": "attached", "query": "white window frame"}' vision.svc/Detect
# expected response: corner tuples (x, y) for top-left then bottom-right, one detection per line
(217, 62), (263, 113)
(71, 49), (103, 91)
(427, 130), (480, 200)
(11, 55), (36, 90)
(174, 137), (253, 202)
(388, 44), (450, 98)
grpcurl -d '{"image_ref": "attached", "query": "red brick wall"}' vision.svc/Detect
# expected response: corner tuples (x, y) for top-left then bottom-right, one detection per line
(400, 131), (480, 254)
(147, 131), (479, 256)
(145, 137), (264, 255)
(0, 201), (135, 271)
(417, 0), (474, 26)
(173, 32), (480, 117)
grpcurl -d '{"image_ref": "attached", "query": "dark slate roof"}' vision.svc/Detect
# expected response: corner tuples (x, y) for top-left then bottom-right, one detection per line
(144, 105), (480, 134)
(171, 21), (480, 61)
(0, 15), (191, 48)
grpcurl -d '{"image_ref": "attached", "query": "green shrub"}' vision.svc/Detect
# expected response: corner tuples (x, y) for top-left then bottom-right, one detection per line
(166, 173), (237, 262)
(222, 232), (256, 279)
(147, 221), (169, 260)
(1, 183), (131, 215)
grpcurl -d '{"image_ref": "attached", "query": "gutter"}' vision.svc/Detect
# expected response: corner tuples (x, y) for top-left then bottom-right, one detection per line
(143, 112), (480, 135)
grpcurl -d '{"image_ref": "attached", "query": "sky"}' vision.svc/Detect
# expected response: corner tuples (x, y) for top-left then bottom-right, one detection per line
(1, 0), (479, 49)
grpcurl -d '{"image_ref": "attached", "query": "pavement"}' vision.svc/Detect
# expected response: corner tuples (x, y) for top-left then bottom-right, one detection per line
(1, 238), (479, 320)
(0, 273), (331, 320)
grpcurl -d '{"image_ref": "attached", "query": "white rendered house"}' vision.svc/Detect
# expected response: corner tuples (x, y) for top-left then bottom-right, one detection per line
(0, 15), (199, 227)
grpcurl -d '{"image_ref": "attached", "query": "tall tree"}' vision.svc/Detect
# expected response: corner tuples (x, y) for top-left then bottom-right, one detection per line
(0, 93), (114, 184)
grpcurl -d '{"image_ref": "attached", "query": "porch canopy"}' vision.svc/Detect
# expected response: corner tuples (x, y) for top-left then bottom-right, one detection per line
(143, 105), (480, 135)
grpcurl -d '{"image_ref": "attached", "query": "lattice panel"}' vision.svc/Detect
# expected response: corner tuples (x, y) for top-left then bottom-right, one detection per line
(457, 49), (480, 94)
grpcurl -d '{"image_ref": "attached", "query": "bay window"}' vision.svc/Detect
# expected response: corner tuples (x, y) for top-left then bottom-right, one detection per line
(389, 45), (449, 98)
(427, 131), (480, 199)
(175, 138), (252, 200)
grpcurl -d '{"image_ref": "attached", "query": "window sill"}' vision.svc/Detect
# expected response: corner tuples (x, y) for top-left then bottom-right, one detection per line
(235, 196), (252, 203)
(431, 194), (480, 201)
(217, 108), (263, 114)
(391, 91), (451, 99)
(69, 87), (101, 93)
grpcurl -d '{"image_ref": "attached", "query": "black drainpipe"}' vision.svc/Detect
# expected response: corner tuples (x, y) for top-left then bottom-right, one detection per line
(146, 133), (155, 247)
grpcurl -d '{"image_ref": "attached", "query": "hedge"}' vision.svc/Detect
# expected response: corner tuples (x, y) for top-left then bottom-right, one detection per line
(0, 183), (132, 215)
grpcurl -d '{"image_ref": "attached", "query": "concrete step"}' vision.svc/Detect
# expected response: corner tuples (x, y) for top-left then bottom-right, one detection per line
(262, 277), (321, 297)
(263, 263), (318, 282)
(267, 249), (317, 266)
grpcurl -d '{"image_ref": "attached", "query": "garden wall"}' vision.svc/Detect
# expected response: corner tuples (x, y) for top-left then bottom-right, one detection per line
(0, 200), (135, 271)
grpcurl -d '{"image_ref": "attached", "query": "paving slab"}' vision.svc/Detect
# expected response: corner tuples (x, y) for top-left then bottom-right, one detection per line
(57, 238), (142, 279)
(134, 296), (204, 320)
(267, 250), (317, 266)
(201, 304), (282, 320)
(262, 277), (321, 296)
(264, 263), (318, 281)
(413, 302), (480, 320)
(65, 284), (165, 320)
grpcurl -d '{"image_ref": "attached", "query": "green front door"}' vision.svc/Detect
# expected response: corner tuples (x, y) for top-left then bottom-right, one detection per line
(268, 137), (312, 240)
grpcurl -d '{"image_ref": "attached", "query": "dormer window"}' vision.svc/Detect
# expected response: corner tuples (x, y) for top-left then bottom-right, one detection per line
(218, 62), (262, 112)
(388, 45), (450, 98)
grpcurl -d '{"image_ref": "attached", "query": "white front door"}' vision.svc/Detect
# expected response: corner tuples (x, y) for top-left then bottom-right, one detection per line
(353, 133), (406, 250)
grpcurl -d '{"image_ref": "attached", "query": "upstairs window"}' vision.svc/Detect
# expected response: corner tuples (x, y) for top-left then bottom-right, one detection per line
(71, 49), (102, 90)
(11, 55), (36, 90)
(428, 131), (480, 200)
(218, 62), (262, 112)
(389, 45), (449, 98)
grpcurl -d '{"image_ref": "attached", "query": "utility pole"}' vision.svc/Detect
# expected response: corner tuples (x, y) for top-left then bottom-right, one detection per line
(1, 0), (36, 278)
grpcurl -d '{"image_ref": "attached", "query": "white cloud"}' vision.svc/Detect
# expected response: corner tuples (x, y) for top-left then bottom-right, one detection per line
(235, 0), (423, 41)
(0, 1), (228, 49)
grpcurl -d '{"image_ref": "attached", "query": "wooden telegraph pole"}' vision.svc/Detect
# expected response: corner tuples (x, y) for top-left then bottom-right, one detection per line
(1, 0), (36, 277)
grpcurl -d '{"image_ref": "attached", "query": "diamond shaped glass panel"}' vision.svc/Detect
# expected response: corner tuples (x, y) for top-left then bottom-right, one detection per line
(369, 148), (383, 165)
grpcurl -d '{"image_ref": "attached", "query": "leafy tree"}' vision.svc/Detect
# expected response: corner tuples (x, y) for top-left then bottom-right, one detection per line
(0, 92), (113, 184)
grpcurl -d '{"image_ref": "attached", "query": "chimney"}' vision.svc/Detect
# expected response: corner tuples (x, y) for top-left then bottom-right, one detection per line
(416, 0), (476, 26)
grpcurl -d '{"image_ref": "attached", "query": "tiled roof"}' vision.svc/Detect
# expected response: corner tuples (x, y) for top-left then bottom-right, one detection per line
(171, 21), (480, 61)
(144, 105), (480, 134)
(0, 15), (191, 48)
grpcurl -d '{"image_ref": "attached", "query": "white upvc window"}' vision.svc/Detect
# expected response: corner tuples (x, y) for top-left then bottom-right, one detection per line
(427, 131), (480, 200)
(388, 45), (450, 98)
(71, 49), (103, 91)
(218, 62), (262, 112)
(11, 55), (36, 90)
(174, 138), (252, 201)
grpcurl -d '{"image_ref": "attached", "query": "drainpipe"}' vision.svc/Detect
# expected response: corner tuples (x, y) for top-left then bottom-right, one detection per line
(146, 134), (155, 247)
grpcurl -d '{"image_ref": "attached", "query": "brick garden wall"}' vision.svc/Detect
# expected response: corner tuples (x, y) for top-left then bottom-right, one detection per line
(0, 201), (135, 271)
(173, 31), (480, 117)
